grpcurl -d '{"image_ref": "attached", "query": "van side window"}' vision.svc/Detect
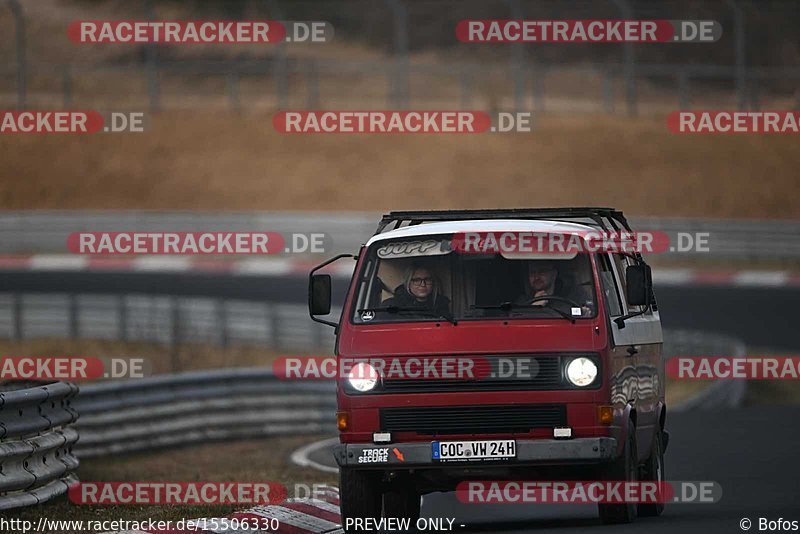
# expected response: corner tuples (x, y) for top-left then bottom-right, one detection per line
(612, 253), (644, 313)
(598, 254), (623, 317)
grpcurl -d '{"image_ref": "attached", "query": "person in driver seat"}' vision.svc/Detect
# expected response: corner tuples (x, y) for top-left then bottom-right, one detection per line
(382, 263), (451, 316)
(516, 260), (592, 315)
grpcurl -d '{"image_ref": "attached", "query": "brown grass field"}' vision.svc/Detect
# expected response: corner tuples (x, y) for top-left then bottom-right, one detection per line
(1, 112), (798, 218)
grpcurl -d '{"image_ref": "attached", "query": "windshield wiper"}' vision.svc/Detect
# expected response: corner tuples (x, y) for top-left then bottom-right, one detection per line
(471, 301), (576, 324)
(358, 306), (458, 325)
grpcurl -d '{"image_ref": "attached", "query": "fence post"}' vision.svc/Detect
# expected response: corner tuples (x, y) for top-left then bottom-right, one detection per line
(305, 58), (320, 108)
(459, 66), (472, 109)
(677, 70), (689, 110)
(267, 0), (288, 109)
(504, 0), (526, 113)
(7, 0), (26, 109)
(61, 65), (73, 108)
(226, 70), (241, 112)
(532, 64), (545, 114)
(384, 0), (409, 108)
(603, 65), (615, 114)
(144, 0), (160, 111)
(726, 0), (747, 110)
(611, 0), (637, 116)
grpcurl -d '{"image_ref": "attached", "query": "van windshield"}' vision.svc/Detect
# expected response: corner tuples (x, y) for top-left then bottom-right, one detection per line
(351, 235), (597, 324)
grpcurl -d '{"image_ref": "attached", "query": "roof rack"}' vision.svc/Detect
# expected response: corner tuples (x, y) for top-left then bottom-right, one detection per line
(374, 207), (634, 235)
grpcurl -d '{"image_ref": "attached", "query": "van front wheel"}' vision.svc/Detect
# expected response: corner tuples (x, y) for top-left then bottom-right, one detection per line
(598, 420), (638, 524)
(340, 468), (382, 532)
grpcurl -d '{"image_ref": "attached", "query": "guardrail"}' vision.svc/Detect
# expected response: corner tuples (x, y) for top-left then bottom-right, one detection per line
(1, 211), (799, 260)
(69, 328), (744, 460)
(0, 328), (745, 510)
(667, 330), (748, 411)
(0, 293), (341, 354)
(73, 368), (336, 458)
(0, 381), (80, 511)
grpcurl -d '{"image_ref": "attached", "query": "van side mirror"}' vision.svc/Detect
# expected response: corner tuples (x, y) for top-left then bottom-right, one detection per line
(625, 264), (652, 306)
(309, 274), (332, 316)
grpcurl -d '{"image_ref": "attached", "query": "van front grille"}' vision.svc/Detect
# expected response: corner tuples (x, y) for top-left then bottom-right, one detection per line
(380, 404), (566, 435)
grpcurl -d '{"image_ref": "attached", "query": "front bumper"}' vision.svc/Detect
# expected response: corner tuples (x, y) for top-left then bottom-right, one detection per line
(333, 437), (617, 468)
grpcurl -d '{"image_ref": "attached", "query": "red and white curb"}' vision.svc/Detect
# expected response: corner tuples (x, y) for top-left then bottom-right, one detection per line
(102, 486), (343, 534)
(1, 254), (799, 288)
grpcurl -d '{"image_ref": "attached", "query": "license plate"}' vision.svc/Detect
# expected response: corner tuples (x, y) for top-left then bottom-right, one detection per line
(432, 439), (516, 462)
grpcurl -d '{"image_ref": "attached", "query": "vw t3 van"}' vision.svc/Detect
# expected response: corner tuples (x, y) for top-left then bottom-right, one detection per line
(309, 208), (667, 528)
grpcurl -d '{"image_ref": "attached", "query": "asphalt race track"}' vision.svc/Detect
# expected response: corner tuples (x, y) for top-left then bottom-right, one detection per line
(4, 269), (798, 532)
(308, 406), (800, 533)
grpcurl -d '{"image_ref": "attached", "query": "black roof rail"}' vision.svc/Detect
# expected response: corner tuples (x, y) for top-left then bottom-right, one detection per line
(374, 207), (634, 235)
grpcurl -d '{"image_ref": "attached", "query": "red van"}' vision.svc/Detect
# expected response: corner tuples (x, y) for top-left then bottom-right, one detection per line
(309, 208), (667, 528)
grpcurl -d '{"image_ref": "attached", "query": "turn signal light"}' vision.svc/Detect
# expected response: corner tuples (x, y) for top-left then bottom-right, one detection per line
(336, 411), (349, 431)
(598, 405), (614, 425)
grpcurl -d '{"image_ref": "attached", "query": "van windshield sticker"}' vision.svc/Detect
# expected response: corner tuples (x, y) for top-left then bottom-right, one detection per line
(376, 239), (451, 259)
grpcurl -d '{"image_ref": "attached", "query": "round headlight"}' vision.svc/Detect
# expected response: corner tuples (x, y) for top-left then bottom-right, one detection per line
(566, 357), (598, 387)
(347, 362), (379, 392)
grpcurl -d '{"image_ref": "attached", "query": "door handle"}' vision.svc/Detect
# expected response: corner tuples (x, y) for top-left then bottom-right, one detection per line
(626, 346), (639, 356)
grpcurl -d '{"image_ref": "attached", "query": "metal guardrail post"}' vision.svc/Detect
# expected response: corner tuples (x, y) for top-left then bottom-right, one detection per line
(7, 0), (26, 109)
(217, 298), (228, 347)
(12, 292), (22, 340)
(269, 303), (280, 348)
(68, 293), (79, 339)
(170, 297), (181, 372)
(118, 295), (128, 342)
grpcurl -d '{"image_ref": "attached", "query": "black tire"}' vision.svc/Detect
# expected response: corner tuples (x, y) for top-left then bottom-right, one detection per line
(598, 420), (638, 524)
(340, 468), (382, 533)
(383, 485), (421, 522)
(638, 430), (666, 517)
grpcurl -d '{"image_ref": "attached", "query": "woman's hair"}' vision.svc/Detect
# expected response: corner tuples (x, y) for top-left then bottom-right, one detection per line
(403, 263), (439, 302)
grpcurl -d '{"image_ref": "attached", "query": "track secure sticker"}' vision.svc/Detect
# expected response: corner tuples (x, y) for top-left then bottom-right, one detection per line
(357, 448), (389, 464)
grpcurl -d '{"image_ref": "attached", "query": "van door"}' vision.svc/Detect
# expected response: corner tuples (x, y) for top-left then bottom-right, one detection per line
(607, 252), (663, 461)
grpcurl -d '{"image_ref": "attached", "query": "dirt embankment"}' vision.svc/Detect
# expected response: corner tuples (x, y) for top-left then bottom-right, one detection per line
(1, 113), (797, 218)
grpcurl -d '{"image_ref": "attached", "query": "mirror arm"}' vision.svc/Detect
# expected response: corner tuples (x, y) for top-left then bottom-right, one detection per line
(309, 253), (357, 329)
(613, 300), (652, 329)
